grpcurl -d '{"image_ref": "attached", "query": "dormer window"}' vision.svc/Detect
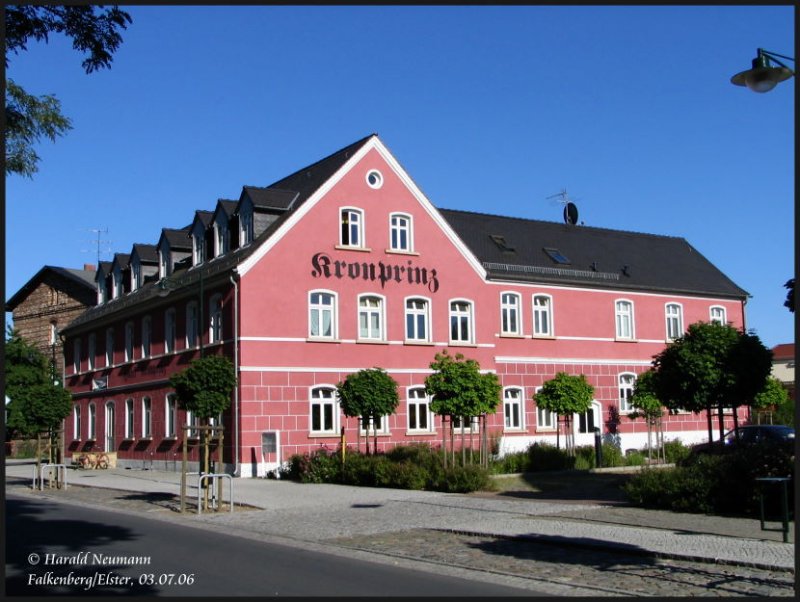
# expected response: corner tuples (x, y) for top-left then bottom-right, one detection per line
(193, 230), (206, 266)
(113, 265), (124, 298)
(214, 218), (229, 257)
(159, 240), (172, 279)
(131, 258), (141, 291)
(240, 206), (254, 246)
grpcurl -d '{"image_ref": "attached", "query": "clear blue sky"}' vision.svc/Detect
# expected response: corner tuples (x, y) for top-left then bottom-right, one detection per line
(5, 5), (795, 349)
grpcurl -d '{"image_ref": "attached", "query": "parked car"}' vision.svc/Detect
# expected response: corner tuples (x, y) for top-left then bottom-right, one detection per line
(689, 425), (795, 455)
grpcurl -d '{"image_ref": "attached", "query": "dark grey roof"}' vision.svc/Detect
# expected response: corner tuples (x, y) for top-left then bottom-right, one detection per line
(191, 210), (214, 230)
(214, 199), (238, 219)
(110, 253), (130, 270)
(159, 227), (192, 250)
(439, 208), (748, 299)
(6, 266), (97, 311)
(240, 186), (299, 211)
(131, 243), (158, 263)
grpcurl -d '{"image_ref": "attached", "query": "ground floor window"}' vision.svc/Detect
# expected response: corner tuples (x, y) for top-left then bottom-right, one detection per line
(310, 386), (338, 435)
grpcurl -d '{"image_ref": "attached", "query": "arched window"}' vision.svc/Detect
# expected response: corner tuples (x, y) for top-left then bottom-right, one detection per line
(500, 292), (521, 336)
(310, 386), (338, 435)
(533, 294), (553, 337)
(503, 387), (524, 430)
(358, 295), (385, 341)
(619, 373), (636, 412)
(309, 291), (337, 339)
(615, 299), (634, 340)
(209, 295), (223, 344)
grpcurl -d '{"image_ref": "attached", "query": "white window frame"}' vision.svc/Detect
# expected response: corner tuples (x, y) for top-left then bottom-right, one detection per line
(503, 387), (525, 431)
(164, 308), (176, 354)
(534, 386), (555, 430)
(404, 297), (430, 343)
(710, 305), (727, 325)
(308, 290), (338, 340)
(113, 265), (124, 298)
(576, 400), (602, 434)
(209, 294), (223, 344)
(240, 205), (254, 246)
(124, 321), (134, 362)
(186, 301), (199, 348)
(73, 405), (81, 440)
(358, 414), (390, 436)
(619, 373), (636, 413)
(185, 410), (200, 439)
(407, 387), (433, 433)
(193, 228), (206, 267)
(50, 322), (58, 345)
(339, 207), (365, 248)
(358, 294), (385, 341)
(105, 327), (114, 367)
(310, 386), (339, 435)
(159, 243), (170, 279)
(615, 299), (635, 340)
(214, 217), (229, 257)
(389, 212), (413, 252)
(452, 415), (480, 434)
(87, 333), (96, 370)
(500, 292), (522, 336)
(141, 397), (152, 439)
(165, 394), (177, 438)
(532, 294), (553, 337)
(131, 258), (141, 291)
(88, 403), (96, 440)
(665, 303), (683, 341)
(449, 299), (474, 344)
(141, 315), (152, 358)
(124, 398), (135, 440)
(73, 338), (82, 373)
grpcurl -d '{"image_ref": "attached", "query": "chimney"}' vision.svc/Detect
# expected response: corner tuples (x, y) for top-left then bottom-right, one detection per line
(83, 263), (96, 271)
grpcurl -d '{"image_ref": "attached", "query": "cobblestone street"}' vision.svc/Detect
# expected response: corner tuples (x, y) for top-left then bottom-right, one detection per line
(8, 478), (795, 597)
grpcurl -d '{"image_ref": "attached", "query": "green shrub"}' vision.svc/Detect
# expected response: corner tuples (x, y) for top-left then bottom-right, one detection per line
(601, 442), (626, 467)
(527, 442), (575, 471)
(624, 451), (646, 466)
(490, 450), (530, 474)
(441, 463), (492, 493)
(663, 439), (690, 464)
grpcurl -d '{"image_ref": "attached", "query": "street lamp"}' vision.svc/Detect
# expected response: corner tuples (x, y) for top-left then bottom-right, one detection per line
(731, 48), (795, 93)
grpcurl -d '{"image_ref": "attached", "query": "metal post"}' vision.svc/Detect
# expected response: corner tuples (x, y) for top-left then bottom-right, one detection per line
(594, 427), (602, 468)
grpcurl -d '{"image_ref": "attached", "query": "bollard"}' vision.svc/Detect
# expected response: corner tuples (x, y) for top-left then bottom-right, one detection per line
(594, 428), (602, 468)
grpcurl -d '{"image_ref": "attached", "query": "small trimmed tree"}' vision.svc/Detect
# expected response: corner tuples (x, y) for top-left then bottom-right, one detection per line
(337, 368), (400, 455)
(169, 355), (236, 474)
(424, 350), (501, 466)
(534, 372), (594, 455)
(752, 377), (791, 425)
(627, 370), (665, 462)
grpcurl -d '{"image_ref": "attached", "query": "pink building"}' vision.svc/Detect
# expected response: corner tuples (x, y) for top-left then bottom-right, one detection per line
(59, 134), (749, 476)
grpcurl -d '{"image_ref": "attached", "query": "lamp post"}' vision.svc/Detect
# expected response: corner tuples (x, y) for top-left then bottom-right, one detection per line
(158, 271), (204, 358)
(731, 48), (795, 93)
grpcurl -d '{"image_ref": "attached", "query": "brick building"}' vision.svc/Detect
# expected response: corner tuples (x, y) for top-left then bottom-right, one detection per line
(57, 134), (750, 476)
(6, 265), (98, 381)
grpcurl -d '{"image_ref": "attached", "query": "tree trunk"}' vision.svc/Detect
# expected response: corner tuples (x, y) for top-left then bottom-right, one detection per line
(706, 403), (713, 445)
(441, 415), (447, 468)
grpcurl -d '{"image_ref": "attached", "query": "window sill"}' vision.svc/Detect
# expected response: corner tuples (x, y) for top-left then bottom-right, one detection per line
(532, 334), (556, 340)
(139, 436), (153, 441)
(356, 339), (389, 345)
(404, 340), (435, 346)
(307, 337), (341, 344)
(503, 428), (527, 433)
(308, 432), (341, 438)
(405, 430), (436, 436)
(384, 249), (419, 256)
(334, 245), (372, 253)
(499, 333), (526, 339)
(448, 342), (477, 347)
(614, 338), (638, 343)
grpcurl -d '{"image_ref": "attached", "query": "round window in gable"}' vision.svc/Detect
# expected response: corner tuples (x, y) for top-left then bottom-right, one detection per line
(366, 169), (383, 189)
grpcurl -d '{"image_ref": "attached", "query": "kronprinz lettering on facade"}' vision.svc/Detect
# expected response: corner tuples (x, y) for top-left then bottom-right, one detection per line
(53, 134), (750, 476)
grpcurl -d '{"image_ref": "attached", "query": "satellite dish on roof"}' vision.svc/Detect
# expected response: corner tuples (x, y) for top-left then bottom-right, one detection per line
(564, 201), (579, 225)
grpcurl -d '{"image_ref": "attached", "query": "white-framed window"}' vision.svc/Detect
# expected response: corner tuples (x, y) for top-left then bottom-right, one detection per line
(619, 373), (636, 412)
(366, 169), (383, 189)
(240, 206), (254, 246)
(214, 216), (229, 257)
(501, 292), (522, 336)
(710, 305), (727, 325)
(105, 401), (115, 452)
(105, 328), (114, 367)
(358, 295), (385, 341)
(164, 308), (176, 354)
(615, 299), (635, 340)
(131, 259), (141, 291)
(185, 410), (200, 439)
(87, 333), (96, 370)
(665, 303), (683, 341)
(340, 207), (364, 248)
(407, 387), (433, 433)
(141, 316), (152, 358)
(449, 299), (474, 344)
(113, 265), (124, 298)
(73, 338), (82, 373)
(124, 398), (135, 439)
(73, 405), (81, 440)
(577, 401), (602, 434)
(49, 322), (58, 345)
(88, 403), (96, 440)
(124, 321), (134, 362)
(405, 297), (430, 342)
(209, 294), (223, 343)
(503, 387), (525, 430)
(186, 301), (199, 348)
(359, 414), (390, 436)
(193, 230), (206, 266)
(389, 213), (413, 252)
(532, 294), (553, 337)
(309, 290), (337, 339)
(165, 394), (177, 438)
(141, 397), (152, 438)
(452, 415), (479, 434)
(310, 386), (339, 435)
(159, 245), (171, 280)
(534, 386), (555, 430)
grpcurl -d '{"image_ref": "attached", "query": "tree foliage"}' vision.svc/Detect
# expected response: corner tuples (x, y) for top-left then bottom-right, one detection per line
(4, 5), (132, 177)
(534, 372), (594, 416)
(4, 327), (72, 438)
(424, 350), (501, 419)
(784, 278), (794, 313)
(752, 377), (790, 411)
(168, 355), (236, 421)
(337, 368), (399, 454)
(627, 370), (663, 422)
(650, 321), (772, 442)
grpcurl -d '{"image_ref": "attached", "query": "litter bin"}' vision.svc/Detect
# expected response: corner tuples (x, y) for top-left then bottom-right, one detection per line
(755, 477), (792, 543)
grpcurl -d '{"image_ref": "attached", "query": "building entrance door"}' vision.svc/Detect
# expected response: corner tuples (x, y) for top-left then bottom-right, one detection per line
(105, 402), (115, 452)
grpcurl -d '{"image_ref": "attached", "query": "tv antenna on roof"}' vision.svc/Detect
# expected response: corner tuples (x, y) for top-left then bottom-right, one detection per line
(80, 227), (113, 265)
(546, 189), (580, 225)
